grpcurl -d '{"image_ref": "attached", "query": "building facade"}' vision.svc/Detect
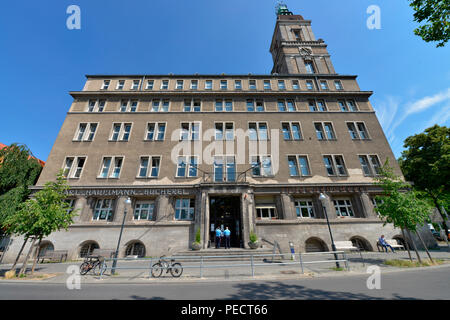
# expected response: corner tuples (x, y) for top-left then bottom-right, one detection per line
(4, 6), (407, 262)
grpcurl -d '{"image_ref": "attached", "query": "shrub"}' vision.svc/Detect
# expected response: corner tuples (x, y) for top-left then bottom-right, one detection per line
(249, 231), (258, 243)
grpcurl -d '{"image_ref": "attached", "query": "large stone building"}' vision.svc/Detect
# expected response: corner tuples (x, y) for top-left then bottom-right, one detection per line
(3, 5), (409, 262)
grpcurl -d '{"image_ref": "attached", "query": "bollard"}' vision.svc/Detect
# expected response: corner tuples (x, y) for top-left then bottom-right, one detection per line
(250, 254), (255, 278)
(148, 257), (153, 278)
(200, 256), (204, 278)
(299, 253), (304, 274)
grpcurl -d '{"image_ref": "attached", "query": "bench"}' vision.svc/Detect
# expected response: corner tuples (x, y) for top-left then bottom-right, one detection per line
(334, 241), (364, 265)
(377, 239), (404, 252)
(91, 249), (115, 259)
(39, 250), (68, 263)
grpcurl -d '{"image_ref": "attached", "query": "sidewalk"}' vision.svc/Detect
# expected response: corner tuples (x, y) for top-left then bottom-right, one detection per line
(1, 248), (449, 284)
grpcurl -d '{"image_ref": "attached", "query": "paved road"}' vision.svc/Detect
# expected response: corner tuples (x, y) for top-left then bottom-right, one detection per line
(1, 264), (449, 300)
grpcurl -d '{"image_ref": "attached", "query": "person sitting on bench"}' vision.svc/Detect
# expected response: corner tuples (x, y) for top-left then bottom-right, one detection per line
(379, 235), (395, 253)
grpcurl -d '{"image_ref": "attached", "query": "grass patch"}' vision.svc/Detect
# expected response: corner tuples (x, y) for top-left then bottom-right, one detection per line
(384, 259), (444, 268)
(330, 267), (345, 271)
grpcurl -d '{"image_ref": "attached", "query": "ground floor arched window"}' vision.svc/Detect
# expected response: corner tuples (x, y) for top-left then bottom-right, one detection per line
(125, 241), (146, 257)
(79, 241), (99, 258)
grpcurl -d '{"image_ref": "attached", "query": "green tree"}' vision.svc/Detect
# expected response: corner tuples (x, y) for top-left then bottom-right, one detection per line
(0, 143), (42, 230)
(5, 172), (77, 276)
(374, 160), (434, 262)
(408, 0), (450, 47)
(398, 125), (450, 237)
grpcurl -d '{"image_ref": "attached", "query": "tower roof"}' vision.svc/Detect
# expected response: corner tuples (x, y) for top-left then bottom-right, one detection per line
(275, 2), (303, 20)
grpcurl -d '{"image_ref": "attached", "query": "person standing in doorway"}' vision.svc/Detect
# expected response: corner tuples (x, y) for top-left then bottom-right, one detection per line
(224, 227), (231, 249)
(215, 227), (222, 249)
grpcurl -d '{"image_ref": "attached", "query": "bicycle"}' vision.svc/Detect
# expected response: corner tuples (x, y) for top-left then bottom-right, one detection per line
(79, 255), (107, 276)
(151, 255), (183, 278)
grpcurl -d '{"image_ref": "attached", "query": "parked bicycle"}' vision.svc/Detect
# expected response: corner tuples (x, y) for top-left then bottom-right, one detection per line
(79, 255), (107, 276)
(151, 255), (183, 278)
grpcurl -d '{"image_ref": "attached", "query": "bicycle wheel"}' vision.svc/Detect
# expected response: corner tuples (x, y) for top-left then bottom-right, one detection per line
(170, 263), (183, 277)
(79, 262), (91, 275)
(151, 262), (163, 278)
(93, 261), (107, 276)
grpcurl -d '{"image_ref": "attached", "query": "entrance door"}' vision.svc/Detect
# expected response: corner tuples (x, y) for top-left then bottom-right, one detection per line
(209, 196), (241, 248)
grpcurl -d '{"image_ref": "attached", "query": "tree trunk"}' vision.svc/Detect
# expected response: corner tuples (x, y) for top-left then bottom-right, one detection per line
(19, 237), (36, 276)
(431, 195), (449, 239)
(406, 229), (422, 264)
(415, 230), (434, 263)
(31, 237), (42, 274)
(10, 236), (29, 271)
(401, 228), (413, 261)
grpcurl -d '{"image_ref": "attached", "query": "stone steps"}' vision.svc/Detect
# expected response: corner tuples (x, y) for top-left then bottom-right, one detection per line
(173, 248), (283, 261)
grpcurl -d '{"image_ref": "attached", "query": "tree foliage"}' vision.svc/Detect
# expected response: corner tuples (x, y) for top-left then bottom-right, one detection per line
(5, 172), (77, 239)
(398, 125), (449, 231)
(374, 160), (433, 231)
(409, 0), (450, 47)
(0, 143), (42, 229)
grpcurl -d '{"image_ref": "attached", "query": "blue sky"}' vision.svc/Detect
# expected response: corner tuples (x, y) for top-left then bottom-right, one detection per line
(1, 0), (449, 161)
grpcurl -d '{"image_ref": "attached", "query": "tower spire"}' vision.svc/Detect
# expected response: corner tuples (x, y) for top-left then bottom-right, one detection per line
(275, 1), (293, 16)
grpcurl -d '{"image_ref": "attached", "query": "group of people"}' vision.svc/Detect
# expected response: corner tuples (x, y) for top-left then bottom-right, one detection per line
(215, 227), (231, 249)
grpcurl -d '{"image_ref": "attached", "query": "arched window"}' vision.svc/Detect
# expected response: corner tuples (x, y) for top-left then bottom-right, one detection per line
(38, 241), (54, 257)
(125, 241), (146, 258)
(79, 241), (99, 258)
(305, 237), (328, 252)
(350, 236), (373, 252)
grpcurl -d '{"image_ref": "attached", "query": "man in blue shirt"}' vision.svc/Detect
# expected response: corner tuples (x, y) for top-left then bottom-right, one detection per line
(215, 227), (222, 249)
(378, 235), (395, 253)
(224, 227), (231, 249)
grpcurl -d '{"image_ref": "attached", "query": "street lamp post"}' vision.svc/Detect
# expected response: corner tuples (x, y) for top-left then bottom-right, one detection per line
(111, 197), (131, 275)
(319, 193), (340, 269)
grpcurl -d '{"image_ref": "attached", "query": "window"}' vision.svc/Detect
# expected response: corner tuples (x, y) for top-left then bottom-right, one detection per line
(215, 100), (232, 112)
(249, 80), (257, 90)
(190, 80), (198, 90)
(213, 155), (236, 182)
(306, 80), (314, 90)
(246, 99), (264, 112)
(74, 123), (97, 141)
(138, 156), (160, 178)
(309, 100), (327, 112)
(99, 156), (123, 178)
(220, 80), (227, 90)
(295, 200), (315, 218)
(174, 198), (195, 220)
(293, 29), (302, 41)
(339, 100), (358, 112)
(184, 99), (201, 112)
(320, 80), (329, 90)
(315, 122), (335, 140)
(348, 122), (369, 140)
(101, 80), (110, 90)
(292, 80), (300, 90)
(133, 202), (155, 220)
(305, 61), (315, 74)
(176, 80), (184, 90)
(256, 206), (278, 219)
(251, 155), (273, 177)
(281, 122), (302, 140)
(120, 100), (138, 112)
(215, 122), (234, 140)
(278, 80), (286, 90)
(145, 122), (166, 141)
(334, 80), (343, 90)
(161, 80), (169, 90)
(110, 123), (132, 141)
(288, 156), (310, 176)
(277, 99), (295, 112)
(360, 155), (381, 176)
(234, 80), (242, 90)
(333, 199), (354, 217)
(87, 100), (105, 112)
(264, 80), (271, 90)
(323, 155), (347, 176)
(116, 80), (125, 90)
(176, 156), (198, 178)
(180, 122), (200, 141)
(146, 80), (154, 90)
(93, 199), (115, 221)
(205, 80), (213, 90)
(131, 80), (140, 90)
(151, 99), (169, 112)
(65, 199), (76, 214)
(248, 122), (268, 141)
(62, 156), (86, 179)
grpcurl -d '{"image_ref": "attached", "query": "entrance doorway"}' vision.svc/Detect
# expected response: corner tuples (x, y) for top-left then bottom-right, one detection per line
(209, 196), (242, 248)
